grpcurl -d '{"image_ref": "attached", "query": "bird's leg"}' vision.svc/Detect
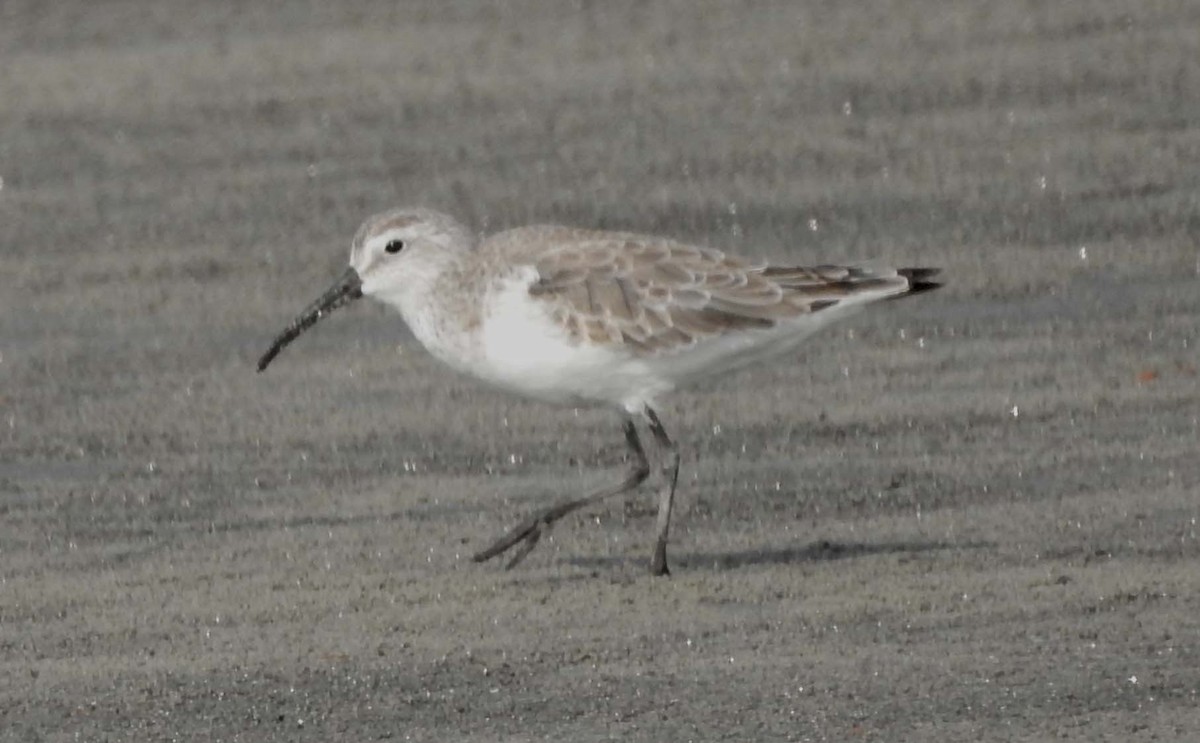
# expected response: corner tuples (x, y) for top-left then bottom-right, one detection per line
(644, 407), (680, 576)
(472, 416), (651, 569)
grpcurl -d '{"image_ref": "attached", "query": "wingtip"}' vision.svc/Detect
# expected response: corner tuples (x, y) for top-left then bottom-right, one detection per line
(897, 267), (943, 295)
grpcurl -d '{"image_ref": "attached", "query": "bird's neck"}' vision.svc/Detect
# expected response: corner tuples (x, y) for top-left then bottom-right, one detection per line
(380, 253), (486, 369)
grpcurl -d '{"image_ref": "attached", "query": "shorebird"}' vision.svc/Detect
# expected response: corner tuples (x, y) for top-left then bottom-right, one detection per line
(257, 207), (940, 575)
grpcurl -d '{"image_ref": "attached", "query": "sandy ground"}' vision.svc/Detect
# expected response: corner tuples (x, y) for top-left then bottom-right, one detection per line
(3, 2), (1199, 740)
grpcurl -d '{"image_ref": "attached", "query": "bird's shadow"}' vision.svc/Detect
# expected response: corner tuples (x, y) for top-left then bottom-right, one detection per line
(567, 538), (990, 572)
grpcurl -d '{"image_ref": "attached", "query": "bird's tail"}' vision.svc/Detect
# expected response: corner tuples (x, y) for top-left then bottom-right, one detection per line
(892, 267), (943, 298)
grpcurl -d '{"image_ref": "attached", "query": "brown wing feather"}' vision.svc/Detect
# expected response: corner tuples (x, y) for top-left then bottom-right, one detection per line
(527, 234), (913, 355)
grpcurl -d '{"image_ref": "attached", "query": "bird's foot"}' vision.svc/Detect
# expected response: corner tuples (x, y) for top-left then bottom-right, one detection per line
(649, 539), (671, 577)
(471, 512), (552, 569)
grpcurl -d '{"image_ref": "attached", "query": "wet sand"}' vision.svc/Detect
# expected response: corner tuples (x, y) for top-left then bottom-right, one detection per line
(2, 2), (1199, 740)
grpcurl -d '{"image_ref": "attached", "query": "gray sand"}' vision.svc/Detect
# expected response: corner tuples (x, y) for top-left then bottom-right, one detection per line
(2, 2), (1198, 740)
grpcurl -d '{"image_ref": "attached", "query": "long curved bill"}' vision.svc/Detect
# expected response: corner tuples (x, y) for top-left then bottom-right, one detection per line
(257, 266), (363, 372)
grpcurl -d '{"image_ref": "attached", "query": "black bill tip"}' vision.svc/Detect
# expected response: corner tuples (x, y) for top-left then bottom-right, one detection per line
(257, 266), (363, 373)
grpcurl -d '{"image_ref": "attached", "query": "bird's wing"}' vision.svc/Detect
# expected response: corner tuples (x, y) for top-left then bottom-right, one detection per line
(525, 231), (907, 354)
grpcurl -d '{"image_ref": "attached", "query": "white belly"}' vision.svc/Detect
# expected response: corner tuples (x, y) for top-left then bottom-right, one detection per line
(402, 269), (862, 413)
(473, 273), (667, 410)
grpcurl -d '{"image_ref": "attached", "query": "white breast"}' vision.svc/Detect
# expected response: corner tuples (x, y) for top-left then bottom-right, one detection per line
(474, 269), (668, 410)
(400, 267), (861, 413)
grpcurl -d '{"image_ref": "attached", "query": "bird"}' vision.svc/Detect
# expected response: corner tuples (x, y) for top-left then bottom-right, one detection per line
(257, 207), (941, 575)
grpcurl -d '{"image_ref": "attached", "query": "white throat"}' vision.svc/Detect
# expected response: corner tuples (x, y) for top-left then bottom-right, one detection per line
(363, 252), (482, 371)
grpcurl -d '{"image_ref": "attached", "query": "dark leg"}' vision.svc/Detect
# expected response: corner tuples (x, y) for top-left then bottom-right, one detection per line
(644, 407), (680, 576)
(472, 416), (651, 569)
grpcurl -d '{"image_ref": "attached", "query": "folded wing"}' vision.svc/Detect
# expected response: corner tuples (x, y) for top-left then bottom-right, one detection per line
(527, 233), (933, 355)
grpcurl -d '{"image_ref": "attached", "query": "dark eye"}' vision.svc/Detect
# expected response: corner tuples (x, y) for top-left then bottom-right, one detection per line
(385, 239), (405, 254)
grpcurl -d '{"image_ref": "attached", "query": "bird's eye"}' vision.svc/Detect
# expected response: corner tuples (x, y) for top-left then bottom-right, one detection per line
(384, 239), (405, 254)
